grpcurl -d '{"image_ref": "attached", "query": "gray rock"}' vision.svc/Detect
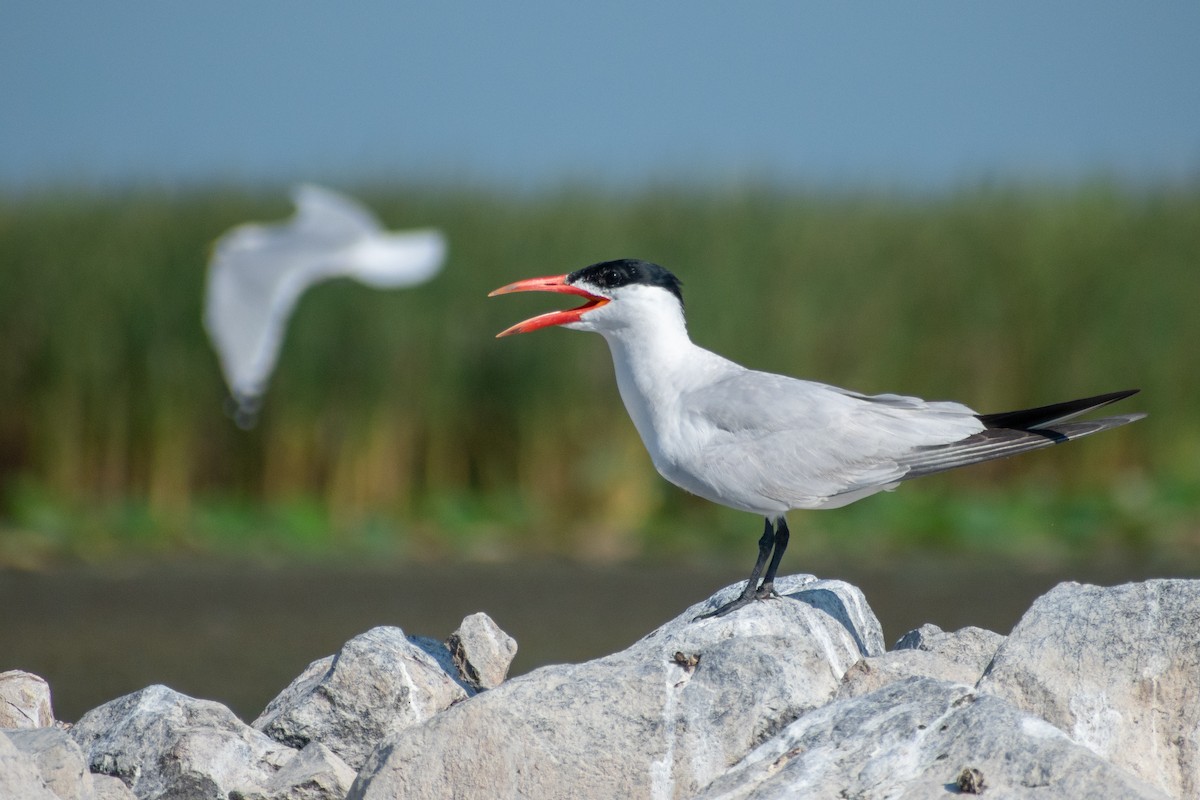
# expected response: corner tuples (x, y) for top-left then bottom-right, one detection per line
(403, 634), (475, 694)
(91, 774), (137, 800)
(0, 730), (61, 800)
(349, 575), (882, 800)
(893, 621), (946, 650)
(15, 575), (1189, 800)
(696, 677), (1169, 800)
(3, 727), (138, 800)
(69, 684), (296, 800)
(253, 626), (468, 770)
(840, 623), (1006, 699)
(5, 727), (91, 800)
(895, 622), (1005, 671)
(839, 648), (977, 700)
(447, 612), (518, 690)
(252, 656), (334, 736)
(0, 669), (55, 728)
(978, 579), (1200, 799)
(230, 742), (356, 800)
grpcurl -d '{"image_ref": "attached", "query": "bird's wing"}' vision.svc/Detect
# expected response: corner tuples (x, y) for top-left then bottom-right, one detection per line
(346, 229), (447, 289)
(682, 371), (984, 508)
(204, 187), (446, 415)
(290, 184), (381, 240)
(897, 391), (1143, 480)
(897, 414), (1144, 480)
(975, 389), (1138, 430)
(203, 221), (324, 405)
(292, 184), (447, 288)
(203, 185), (380, 402)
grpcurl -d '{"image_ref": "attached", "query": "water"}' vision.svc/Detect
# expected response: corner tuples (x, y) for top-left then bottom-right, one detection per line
(1, 556), (1194, 722)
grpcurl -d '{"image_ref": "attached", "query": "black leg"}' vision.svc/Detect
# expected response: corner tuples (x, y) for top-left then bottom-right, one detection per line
(694, 517), (780, 620)
(740, 518), (776, 598)
(755, 516), (790, 598)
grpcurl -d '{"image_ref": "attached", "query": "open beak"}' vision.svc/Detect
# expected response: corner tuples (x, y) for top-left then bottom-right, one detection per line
(488, 274), (609, 337)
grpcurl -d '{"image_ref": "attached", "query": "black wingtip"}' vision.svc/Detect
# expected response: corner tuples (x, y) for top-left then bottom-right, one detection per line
(978, 389), (1140, 431)
(899, 410), (1145, 482)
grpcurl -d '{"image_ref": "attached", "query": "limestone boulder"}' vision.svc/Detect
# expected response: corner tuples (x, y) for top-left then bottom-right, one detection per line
(253, 626), (468, 770)
(0, 669), (55, 728)
(978, 579), (1200, 798)
(697, 677), (1168, 800)
(349, 575), (882, 800)
(840, 623), (1005, 699)
(69, 684), (295, 799)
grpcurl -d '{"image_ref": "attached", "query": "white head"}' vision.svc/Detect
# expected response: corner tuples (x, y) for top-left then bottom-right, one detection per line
(490, 259), (686, 339)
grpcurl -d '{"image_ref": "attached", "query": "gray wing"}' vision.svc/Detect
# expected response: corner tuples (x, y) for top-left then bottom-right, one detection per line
(899, 394), (1144, 479)
(681, 370), (985, 509)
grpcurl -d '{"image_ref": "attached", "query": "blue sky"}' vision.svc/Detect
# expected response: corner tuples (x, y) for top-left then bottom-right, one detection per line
(3, 2), (1198, 191)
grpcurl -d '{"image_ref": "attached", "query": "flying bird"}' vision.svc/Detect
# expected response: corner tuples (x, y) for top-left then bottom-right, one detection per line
(490, 259), (1143, 618)
(204, 184), (446, 427)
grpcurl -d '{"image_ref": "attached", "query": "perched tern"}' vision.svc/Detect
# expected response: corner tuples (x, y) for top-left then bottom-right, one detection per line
(204, 184), (446, 427)
(491, 259), (1144, 618)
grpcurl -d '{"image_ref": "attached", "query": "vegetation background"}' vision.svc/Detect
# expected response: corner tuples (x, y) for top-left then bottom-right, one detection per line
(1, 182), (1196, 570)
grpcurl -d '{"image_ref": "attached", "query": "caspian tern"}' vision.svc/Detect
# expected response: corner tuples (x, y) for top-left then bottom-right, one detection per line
(204, 184), (446, 427)
(490, 258), (1144, 618)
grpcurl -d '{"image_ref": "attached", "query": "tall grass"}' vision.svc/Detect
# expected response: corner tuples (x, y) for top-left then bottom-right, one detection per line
(1, 182), (1196, 564)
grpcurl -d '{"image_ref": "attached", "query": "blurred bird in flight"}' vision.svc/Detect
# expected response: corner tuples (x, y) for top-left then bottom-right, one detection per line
(204, 184), (446, 428)
(491, 259), (1143, 618)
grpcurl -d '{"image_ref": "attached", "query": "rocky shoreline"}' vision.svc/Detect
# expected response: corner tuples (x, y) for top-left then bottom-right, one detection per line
(2, 574), (1196, 799)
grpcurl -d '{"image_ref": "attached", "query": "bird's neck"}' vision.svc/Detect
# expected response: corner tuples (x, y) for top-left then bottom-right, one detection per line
(599, 313), (719, 445)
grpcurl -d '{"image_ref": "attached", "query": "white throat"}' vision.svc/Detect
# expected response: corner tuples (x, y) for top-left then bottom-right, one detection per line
(589, 295), (734, 466)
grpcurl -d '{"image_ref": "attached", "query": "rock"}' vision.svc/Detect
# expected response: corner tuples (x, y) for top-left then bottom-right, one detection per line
(0, 730), (60, 799)
(893, 621), (945, 650)
(3, 727), (138, 800)
(447, 612), (518, 690)
(253, 656), (335, 736)
(695, 677), (1169, 799)
(253, 626), (468, 770)
(5, 727), (91, 800)
(978, 579), (1200, 799)
(230, 742), (356, 800)
(894, 622), (1005, 670)
(91, 774), (137, 800)
(10, 575), (1193, 800)
(69, 684), (296, 799)
(840, 623), (1005, 699)
(349, 575), (883, 800)
(0, 669), (55, 728)
(839, 649), (971, 700)
(404, 634), (475, 694)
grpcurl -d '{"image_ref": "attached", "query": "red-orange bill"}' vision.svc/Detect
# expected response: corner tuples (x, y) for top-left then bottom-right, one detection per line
(488, 274), (609, 337)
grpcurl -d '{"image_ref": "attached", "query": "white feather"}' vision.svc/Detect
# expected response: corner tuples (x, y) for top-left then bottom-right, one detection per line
(567, 281), (984, 516)
(203, 184), (446, 421)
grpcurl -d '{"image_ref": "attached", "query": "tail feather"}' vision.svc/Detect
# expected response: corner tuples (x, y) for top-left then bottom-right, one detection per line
(899, 389), (1144, 481)
(976, 389), (1139, 430)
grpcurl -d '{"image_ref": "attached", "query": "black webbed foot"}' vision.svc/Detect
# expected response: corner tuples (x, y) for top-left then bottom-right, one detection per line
(754, 582), (781, 601)
(692, 516), (790, 622)
(692, 582), (780, 621)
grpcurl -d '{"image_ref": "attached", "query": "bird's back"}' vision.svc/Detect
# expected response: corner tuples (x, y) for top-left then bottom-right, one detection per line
(648, 364), (986, 514)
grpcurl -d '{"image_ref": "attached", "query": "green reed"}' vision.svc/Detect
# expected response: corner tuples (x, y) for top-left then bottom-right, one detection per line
(0, 181), (1195, 563)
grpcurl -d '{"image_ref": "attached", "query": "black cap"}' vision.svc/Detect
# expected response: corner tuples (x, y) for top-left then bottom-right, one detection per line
(568, 259), (684, 307)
